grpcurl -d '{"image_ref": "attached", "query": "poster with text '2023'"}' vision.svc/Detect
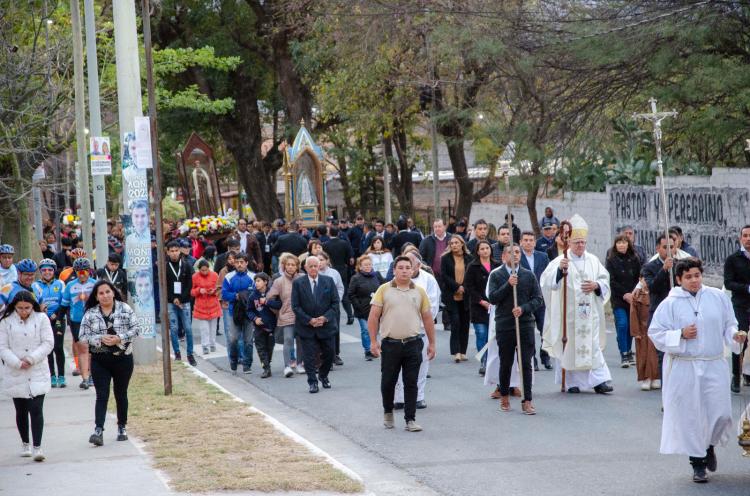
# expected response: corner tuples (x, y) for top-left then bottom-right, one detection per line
(122, 131), (156, 338)
(609, 185), (749, 277)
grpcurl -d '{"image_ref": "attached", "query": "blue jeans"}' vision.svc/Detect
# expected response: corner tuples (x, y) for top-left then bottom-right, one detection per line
(357, 318), (371, 353)
(223, 308), (245, 363)
(228, 319), (253, 368)
(613, 306), (631, 354)
(473, 322), (488, 365)
(168, 302), (193, 356)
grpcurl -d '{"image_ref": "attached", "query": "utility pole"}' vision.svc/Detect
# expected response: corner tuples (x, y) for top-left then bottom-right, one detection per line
(428, 33), (440, 220)
(83, 0), (109, 267)
(142, 0), (172, 394)
(113, 0), (156, 365)
(382, 143), (392, 225)
(70, 0), (93, 257)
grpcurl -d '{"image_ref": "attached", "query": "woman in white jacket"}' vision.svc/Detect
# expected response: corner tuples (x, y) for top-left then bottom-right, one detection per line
(0, 290), (54, 462)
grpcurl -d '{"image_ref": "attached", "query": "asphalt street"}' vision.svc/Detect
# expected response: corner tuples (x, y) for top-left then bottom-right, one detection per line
(201, 316), (750, 496)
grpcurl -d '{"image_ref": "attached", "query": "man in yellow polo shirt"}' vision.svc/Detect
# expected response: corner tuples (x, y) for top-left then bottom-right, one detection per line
(368, 255), (436, 432)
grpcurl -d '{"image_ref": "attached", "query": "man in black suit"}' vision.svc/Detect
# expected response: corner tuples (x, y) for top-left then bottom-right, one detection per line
(272, 221), (308, 257)
(519, 231), (551, 370)
(391, 217), (423, 257)
(255, 221), (273, 275)
(724, 224), (750, 392)
(487, 244), (544, 414)
(291, 255), (340, 393)
(324, 226), (355, 324)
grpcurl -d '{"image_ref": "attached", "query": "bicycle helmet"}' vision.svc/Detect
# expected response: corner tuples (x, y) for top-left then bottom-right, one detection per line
(16, 258), (38, 273)
(38, 258), (57, 270)
(0, 244), (14, 255)
(70, 248), (87, 259)
(72, 257), (91, 271)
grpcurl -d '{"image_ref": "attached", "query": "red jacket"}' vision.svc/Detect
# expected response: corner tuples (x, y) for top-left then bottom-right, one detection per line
(190, 271), (221, 320)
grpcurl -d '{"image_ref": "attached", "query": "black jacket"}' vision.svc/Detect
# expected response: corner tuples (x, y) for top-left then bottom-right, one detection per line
(487, 266), (543, 331)
(96, 267), (129, 301)
(419, 234), (448, 271)
(166, 258), (193, 303)
(272, 232), (308, 257)
(641, 257), (675, 318)
(347, 271), (384, 318)
(323, 237), (353, 271)
(255, 231), (273, 274)
(440, 252), (474, 306)
(724, 250), (750, 310)
(464, 258), (500, 324)
(391, 230), (423, 257)
(348, 225), (365, 257)
(605, 252), (641, 309)
(291, 275), (340, 338)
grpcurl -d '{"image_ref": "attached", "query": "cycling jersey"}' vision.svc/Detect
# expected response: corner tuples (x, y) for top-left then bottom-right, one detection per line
(61, 277), (97, 323)
(33, 278), (66, 317)
(0, 280), (42, 308)
(0, 265), (18, 286)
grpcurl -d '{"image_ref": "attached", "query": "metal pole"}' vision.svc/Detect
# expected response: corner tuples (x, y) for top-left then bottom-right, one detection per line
(502, 162), (523, 378)
(428, 34), (440, 220)
(383, 146), (392, 225)
(142, 0), (172, 394)
(70, 0), (93, 256)
(83, 0), (109, 268)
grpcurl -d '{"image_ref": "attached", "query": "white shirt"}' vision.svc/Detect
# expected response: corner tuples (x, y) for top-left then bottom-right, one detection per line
(523, 251), (535, 273)
(308, 275), (319, 294)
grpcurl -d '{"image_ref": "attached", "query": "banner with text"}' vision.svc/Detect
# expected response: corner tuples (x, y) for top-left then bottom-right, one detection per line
(609, 185), (750, 277)
(122, 130), (156, 338)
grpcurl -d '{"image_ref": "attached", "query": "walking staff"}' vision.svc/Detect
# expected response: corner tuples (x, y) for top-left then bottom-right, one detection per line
(501, 161), (523, 377)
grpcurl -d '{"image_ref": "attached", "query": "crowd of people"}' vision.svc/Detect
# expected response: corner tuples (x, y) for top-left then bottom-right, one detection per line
(1, 207), (750, 484)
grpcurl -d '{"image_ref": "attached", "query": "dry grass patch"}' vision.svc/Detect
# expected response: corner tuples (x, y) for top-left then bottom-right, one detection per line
(123, 362), (363, 493)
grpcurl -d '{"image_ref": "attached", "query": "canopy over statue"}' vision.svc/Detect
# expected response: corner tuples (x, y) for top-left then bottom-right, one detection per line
(177, 132), (224, 218)
(282, 121), (327, 226)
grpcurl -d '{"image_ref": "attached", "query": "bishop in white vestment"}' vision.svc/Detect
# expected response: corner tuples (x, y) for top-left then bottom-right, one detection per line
(648, 257), (745, 482)
(541, 214), (613, 393)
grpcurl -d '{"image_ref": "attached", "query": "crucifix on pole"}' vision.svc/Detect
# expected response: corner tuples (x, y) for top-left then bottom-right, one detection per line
(500, 159), (523, 378)
(633, 97), (678, 286)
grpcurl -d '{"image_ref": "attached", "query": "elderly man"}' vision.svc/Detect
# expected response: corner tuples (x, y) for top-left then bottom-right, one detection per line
(291, 256), (340, 393)
(541, 214), (613, 394)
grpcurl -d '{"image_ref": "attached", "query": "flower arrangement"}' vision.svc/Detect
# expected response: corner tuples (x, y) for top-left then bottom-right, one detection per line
(62, 213), (81, 227)
(178, 212), (237, 236)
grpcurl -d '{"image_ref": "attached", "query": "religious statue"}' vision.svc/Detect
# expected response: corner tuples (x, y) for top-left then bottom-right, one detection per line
(283, 121), (327, 226)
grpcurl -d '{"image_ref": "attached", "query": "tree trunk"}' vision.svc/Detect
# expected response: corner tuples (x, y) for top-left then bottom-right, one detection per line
(333, 148), (356, 218)
(271, 28), (312, 129)
(218, 71), (283, 221)
(443, 136), (473, 220)
(392, 127), (414, 218)
(526, 169), (542, 238)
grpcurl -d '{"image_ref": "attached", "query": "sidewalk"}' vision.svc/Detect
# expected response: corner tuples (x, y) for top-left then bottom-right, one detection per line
(0, 386), (172, 496)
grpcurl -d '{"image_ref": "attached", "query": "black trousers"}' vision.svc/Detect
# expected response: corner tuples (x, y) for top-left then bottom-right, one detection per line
(690, 446), (713, 469)
(732, 307), (750, 380)
(534, 306), (549, 362)
(91, 353), (134, 429)
(47, 318), (66, 377)
(13, 395), (45, 446)
(254, 328), (275, 369)
(448, 300), (470, 355)
(497, 325), (536, 401)
(335, 266), (354, 320)
(300, 333), (335, 385)
(381, 338), (423, 421)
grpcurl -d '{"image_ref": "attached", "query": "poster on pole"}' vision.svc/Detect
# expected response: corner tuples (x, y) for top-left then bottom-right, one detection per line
(134, 116), (153, 169)
(89, 137), (112, 176)
(122, 131), (156, 338)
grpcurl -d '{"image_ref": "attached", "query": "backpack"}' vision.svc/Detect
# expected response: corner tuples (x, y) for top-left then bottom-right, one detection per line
(233, 289), (250, 326)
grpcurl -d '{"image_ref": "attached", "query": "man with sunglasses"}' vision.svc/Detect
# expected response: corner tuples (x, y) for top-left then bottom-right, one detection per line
(61, 258), (97, 389)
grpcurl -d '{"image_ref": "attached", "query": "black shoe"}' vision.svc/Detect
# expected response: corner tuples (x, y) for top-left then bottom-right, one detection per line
(243, 365), (252, 374)
(174, 352), (182, 361)
(309, 382), (319, 393)
(544, 361), (553, 370)
(334, 355), (344, 366)
(594, 381), (614, 394)
(216, 330), (222, 336)
(620, 353), (630, 368)
(117, 425), (128, 441)
(533, 356), (539, 372)
(479, 366), (486, 376)
(394, 402), (405, 410)
(89, 427), (103, 446)
(416, 400), (426, 409)
(187, 354), (197, 366)
(365, 351), (374, 361)
(261, 368), (271, 379)
(426, 374), (431, 378)
(567, 387), (581, 394)
(706, 446), (717, 472)
(692, 465), (708, 483)
(732, 375), (741, 393)
(346, 317), (354, 326)
(321, 377), (331, 389)
(79, 379), (89, 390)
(744, 375), (750, 387)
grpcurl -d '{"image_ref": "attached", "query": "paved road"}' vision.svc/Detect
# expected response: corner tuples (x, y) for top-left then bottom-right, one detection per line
(203, 315), (750, 496)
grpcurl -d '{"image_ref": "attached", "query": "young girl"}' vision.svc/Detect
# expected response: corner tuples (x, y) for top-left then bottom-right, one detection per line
(247, 273), (280, 378)
(366, 236), (393, 279)
(191, 260), (221, 355)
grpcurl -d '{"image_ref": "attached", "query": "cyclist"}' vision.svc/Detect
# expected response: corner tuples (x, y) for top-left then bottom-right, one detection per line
(34, 259), (67, 388)
(61, 258), (97, 389)
(0, 244), (18, 286)
(0, 259), (42, 311)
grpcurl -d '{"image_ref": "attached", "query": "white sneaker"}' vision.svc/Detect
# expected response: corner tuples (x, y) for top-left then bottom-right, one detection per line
(21, 443), (31, 457)
(651, 379), (662, 390)
(284, 366), (294, 378)
(32, 447), (45, 462)
(640, 380), (651, 391)
(296, 365), (306, 374)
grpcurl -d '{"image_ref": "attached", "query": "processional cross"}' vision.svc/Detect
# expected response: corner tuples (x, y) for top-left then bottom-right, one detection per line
(633, 98), (678, 286)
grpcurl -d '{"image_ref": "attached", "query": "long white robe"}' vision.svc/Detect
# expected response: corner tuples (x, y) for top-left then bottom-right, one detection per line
(648, 285), (740, 457)
(395, 269), (441, 403)
(541, 251), (612, 390)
